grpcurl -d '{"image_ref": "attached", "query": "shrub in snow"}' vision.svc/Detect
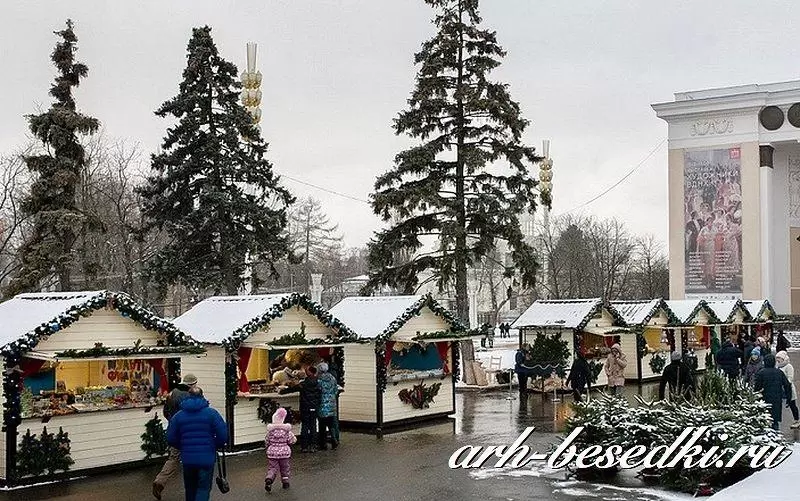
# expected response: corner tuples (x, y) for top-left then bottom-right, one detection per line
(559, 369), (790, 493)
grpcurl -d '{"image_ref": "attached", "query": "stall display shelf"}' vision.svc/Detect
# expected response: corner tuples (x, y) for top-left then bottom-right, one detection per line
(387, 368), (444, 382)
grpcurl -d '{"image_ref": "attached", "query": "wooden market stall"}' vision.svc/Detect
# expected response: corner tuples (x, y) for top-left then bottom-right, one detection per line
(665, 299), (724, 371)
(610, 299), (683, 382)
(0, 290), (203, 487)
(743, 299), (780, 345)
(511, 298), (630, 390)
(329, 294), (477, 437)
(174, 293), (358, 449)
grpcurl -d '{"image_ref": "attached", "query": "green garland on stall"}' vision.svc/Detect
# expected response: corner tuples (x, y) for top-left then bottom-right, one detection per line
(332, 346), (345, 387)
(374, 294), (467, 393)
(1, 290), (200, 433)
(411, 324), (488, 341)
(635, 330), (647, 360)
(649, 352), (668, 374)
(452, 343), (461, 383)
(220, 293), (358, 353)
(225, 358), (238, 407)
(55, 341), (205, 359)
(398, 382), (442, 409)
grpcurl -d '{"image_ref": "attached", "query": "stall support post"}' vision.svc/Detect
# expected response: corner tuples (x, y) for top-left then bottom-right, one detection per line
(635, 330), (643, 385)
(375, 350), (384, 440)
(505, 368), (515, 401)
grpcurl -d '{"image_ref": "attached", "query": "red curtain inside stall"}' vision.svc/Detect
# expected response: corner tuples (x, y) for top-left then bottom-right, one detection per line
(237, 347), (253, 392)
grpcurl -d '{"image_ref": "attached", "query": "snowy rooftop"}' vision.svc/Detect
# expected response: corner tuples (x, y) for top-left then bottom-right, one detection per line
(610, 299), (665, 326)
(172, 294), (295, 344)
(665, 300), (706, 324)
(0, 291), (107, 348)
(743, 299), (775, 320)
(511, 298), (603, 329)
(704, 300), (748, 322)
(329, 295), (424, 339)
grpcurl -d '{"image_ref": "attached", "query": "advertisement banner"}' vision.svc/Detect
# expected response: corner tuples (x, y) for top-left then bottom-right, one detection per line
(683, 147), (742, 296)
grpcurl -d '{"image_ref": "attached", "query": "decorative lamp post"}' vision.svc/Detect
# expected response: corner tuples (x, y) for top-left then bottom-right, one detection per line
(240, 42), (263, 138)
(539, 140), (553, 299)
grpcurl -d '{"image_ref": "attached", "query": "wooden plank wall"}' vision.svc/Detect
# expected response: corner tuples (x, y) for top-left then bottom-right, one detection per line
(180, 346), (227, 412)
(339, 343), (376, 423)
(35, 309), (163, 351)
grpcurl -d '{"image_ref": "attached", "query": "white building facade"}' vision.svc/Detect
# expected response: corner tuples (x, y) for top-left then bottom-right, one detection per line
(653, 80), (800, 314)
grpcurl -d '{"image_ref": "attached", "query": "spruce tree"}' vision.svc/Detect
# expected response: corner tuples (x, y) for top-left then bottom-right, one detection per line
(138, 26), (294, 295)
(364, 0), (545, 324)
(6, 20), (99, 296)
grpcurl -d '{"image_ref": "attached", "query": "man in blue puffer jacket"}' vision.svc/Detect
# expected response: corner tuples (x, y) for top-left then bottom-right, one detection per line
(167, 387), (228, 501)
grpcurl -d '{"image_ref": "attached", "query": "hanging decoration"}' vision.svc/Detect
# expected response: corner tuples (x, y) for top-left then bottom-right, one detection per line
(332, 347), (345, 387)
(398, 382), (442, 409)
(16, 426), (73, 477)
(636, 330), (647, 360)
(54, 342), (204, 359)
(257, 398), (299, 425)
(649, 352), (668, 374)
(141, 414), (169, 459)
(220, 293), (358, 353)
(1, 291), (200, 432)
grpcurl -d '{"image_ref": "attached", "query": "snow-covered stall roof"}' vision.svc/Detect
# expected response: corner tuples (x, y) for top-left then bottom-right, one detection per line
(329, 294), (466, 340)
(511, 298), (626, 331)
(743, 299), (777, 321)
(610, 299), (680, 326)
(704, 299), (752, 323)
(665, 299), (721, 325)
(0, 290), (197, 354)
(173, 293), (356, 346)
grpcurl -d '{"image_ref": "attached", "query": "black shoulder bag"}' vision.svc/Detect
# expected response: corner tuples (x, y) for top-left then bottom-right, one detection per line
(216, 449), (230, 494)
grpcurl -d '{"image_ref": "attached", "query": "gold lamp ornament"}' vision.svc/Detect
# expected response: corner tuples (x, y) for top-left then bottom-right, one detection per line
(539, 139), (553, 195)
(241, 42), (262, 138)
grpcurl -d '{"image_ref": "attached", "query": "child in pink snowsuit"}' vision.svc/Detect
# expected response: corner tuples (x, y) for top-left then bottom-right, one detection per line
(265, 407), (297, 492)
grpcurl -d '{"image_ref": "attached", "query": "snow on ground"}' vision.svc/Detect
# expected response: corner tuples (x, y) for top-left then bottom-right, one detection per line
(707, 444), (799, 500)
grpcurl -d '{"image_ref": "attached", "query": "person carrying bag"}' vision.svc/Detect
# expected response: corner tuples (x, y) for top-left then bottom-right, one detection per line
(216, 449), (229, 494)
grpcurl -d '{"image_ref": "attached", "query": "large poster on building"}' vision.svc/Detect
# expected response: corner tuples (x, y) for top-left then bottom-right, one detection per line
(683, 147), (742, 296)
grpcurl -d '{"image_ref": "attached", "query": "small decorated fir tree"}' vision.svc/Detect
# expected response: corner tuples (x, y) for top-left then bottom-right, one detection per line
(141, 414), (169, 459)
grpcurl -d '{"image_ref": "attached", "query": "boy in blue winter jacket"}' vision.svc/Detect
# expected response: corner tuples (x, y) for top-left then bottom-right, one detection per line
(167, 387), (228, 501)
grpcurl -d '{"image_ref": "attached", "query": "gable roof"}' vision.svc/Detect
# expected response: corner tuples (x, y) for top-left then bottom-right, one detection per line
(665, 299), (722, 324)
(511, 298), (626, 330)
(0, 290), (197, 356)
(743, 299), (777, 321)
(704, 299), (753, 323)
(328, 294), (465, 340)
(173, 293), (355, 347)
(610, 299), (681, 326)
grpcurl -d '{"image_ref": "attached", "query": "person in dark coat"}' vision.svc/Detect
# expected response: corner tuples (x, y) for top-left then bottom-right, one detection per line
(166, 386), (228, 501)
(754, 353), (793, 430)
(715, 340), (742, 380)
(565, 352), (592, 402)
(153, 373), (198, 500)
(742, 339), (754, 376)
(658, 352), (695, 400)
(515, 345), (531, 395)
(776, 331), (791, 354)
(282, 365), (322, 452)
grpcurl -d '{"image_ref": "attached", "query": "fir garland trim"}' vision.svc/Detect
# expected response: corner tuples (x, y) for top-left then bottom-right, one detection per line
(219, 293), (358, 352)
(411, 324), (489, 341)
(575, 300), (628, 331)
(682, 300), (723, 325)
(54, 343), (205, 359)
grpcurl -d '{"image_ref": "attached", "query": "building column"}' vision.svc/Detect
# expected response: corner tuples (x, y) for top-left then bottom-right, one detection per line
(310, 273), (323, 303)
(760, 144), (774, 300)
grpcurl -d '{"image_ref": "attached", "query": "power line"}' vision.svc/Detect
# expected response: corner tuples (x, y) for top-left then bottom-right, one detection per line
(561, 138), (667, 214)
(278, 172), (371, 204)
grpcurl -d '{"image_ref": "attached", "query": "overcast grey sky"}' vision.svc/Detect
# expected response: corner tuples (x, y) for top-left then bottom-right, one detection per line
(2, 1), (799, 250)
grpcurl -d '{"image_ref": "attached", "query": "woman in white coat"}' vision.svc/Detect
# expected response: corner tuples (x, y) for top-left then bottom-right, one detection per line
(775, 351), (800, 428)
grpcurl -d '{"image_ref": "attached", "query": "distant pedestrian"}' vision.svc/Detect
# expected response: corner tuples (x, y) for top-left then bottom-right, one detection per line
(715, 340), (742, 381)
(754, 354), (793, 430)
(775, 351), (800, 429)
(153, 373), (198, 500)
(604, 343), (627, 396)
(777, 331), (792, 353)
(745, 347), (764, 386)
(166, 386), (228, 501)
(565, 351), (591, 402)
(658, 351), (694, 400)
(316, 362), (339, 450)
(515, 344), (531, 395)
(264, 407), (297, 492)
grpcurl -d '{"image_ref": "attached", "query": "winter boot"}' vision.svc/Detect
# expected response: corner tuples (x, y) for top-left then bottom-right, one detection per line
(265, 478), (273, 492)
(282, 479), (290, 489)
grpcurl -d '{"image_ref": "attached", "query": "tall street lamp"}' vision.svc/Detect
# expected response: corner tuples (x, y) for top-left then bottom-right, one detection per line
(539, 140), (553, 299)
(241, 42), (263, 136)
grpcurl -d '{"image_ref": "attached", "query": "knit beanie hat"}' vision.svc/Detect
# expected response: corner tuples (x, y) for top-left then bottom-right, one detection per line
(318, 362), (329, 373)
(272, 407), (287, 424)
(671, 351), (682, 361)
(751, 347), (761, 359)
(776, 351), (790, 367)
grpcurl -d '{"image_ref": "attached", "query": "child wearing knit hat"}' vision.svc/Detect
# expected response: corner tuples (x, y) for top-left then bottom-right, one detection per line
(264, 407), (297, 492)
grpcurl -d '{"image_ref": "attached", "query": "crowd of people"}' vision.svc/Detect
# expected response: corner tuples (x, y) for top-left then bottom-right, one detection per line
(150, 357), (342, 500)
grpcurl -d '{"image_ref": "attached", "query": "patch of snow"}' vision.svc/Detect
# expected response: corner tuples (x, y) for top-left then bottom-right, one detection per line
(707, 443), (800, 500)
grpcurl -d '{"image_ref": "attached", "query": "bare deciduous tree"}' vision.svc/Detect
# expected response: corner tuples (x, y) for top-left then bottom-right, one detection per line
(0, 148), (33, 296)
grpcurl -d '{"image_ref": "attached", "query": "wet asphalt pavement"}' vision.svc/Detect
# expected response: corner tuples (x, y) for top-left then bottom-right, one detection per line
(5, 351), (800, 501)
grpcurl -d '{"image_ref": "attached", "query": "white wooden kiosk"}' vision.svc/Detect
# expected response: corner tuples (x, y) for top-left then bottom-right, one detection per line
(0, 290), (202, 487)
(511, 299), (631, 390)
(665, 299), (723, 371)
(174, 293), (358, 449)
(743, 299), (779, 345)
(329, 294), (473, 437)
(610, 299), (682, 382)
